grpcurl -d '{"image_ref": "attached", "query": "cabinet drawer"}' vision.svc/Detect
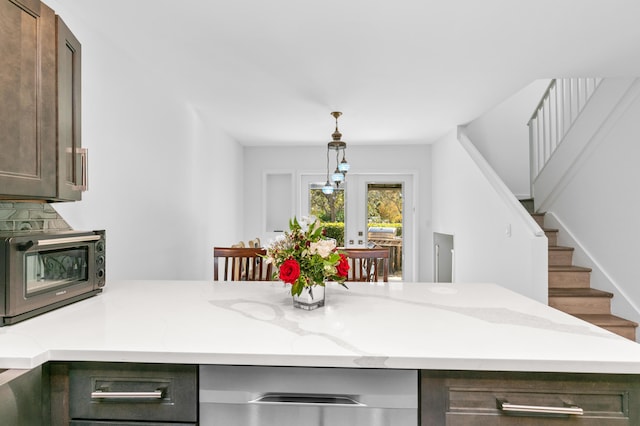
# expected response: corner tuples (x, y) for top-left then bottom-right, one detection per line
(421, 371), (640, 426)
(69, 362), (197, 423)
(70, 422), (195, 426)
(448, 388), (628, 425)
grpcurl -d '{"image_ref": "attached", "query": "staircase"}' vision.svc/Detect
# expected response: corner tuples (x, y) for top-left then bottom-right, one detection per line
(531, 212), (638, 341)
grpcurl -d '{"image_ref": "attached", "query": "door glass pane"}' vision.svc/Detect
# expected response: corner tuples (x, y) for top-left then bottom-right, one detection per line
(367, 183), (403, 280)
(309, 183), (345, 247)
(25, 247), (89, 295)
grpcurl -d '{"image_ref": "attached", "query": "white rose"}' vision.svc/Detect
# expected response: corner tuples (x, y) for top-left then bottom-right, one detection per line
(299, 215), (319, 233)
(310, 239), (336, 258)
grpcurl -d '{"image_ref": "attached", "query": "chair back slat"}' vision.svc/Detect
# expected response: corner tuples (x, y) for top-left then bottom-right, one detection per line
(341, 248), (390, 282)
(213, 247), (273, 281)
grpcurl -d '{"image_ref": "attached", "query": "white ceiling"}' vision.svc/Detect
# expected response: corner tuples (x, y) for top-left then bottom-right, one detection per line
(54, 0), (640, 147)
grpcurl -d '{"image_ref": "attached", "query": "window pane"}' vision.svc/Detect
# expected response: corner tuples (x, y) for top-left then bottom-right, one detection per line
(367, 183), (403, 279)
(309, 183), (345, 247)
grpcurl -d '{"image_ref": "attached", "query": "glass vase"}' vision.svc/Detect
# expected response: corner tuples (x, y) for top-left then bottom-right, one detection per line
(292, 285), (325, 310)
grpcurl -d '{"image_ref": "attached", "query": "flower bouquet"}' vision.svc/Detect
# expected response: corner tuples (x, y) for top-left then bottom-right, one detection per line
(264, 216), (349, 304)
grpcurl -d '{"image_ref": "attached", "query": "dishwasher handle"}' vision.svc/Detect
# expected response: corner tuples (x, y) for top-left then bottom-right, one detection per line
(250, 393), (366, 407)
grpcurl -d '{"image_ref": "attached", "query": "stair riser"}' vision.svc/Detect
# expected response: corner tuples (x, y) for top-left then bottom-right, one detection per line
(549, 251), (573, 266)
(532, 214), (545, 228)
(545, 231), (558, 246)
(548, 271), (591, 288)
(549, 297), (611, 314)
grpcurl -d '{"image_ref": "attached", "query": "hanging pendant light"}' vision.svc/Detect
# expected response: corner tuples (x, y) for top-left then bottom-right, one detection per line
(322, 149), (335, 194)
(324, 111), (349, 193)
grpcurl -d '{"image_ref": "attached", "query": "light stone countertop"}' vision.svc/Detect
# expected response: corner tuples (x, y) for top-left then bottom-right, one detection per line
(1, 280), (640, 373)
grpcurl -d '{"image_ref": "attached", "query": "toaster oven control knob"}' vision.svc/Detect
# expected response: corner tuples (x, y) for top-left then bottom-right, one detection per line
(97, 255), (105, 266)
(96, 268), (105, 287)
(96, 240), (105, 253)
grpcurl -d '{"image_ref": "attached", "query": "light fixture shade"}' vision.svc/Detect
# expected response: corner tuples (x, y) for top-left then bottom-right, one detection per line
(338, 159), (350, 173)
(322, 182), (334, 194)
(332, 170), (345, 183)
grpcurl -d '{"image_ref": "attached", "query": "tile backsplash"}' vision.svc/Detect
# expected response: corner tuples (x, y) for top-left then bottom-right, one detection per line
(0, 202), (72, 232)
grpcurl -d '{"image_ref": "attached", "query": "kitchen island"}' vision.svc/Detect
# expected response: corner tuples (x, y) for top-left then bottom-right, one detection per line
(1, 280), (639, 371)
(2, 280), (640, 425)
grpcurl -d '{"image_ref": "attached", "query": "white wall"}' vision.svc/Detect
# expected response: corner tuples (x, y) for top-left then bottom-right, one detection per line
(242, 144), (433, 281)
(184, 106), (244, 279)
(48, 1), (243, 281)
(39, 0), (548, 289)
(465, 80), (551, 199)
(537, 80), (640, 323)
(431, 129), (547, 302)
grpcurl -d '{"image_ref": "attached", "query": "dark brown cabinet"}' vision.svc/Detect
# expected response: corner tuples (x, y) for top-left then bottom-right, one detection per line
(0, 366), (45, 425)
(0, 0), (84, 202)
(56, 15), (84, 201)
(421, 370), (640, 425)
(49, 362), (198, 425)
(0, 0), (57, 199)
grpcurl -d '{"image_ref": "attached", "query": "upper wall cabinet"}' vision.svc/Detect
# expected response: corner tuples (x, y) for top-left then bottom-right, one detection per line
(0, 0), (85, 202)
(56, 16), (84, 201)
(0, 0), (57, 199)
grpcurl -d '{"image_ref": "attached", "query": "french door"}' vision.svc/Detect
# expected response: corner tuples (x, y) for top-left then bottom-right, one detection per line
(301, 173), (414, 281)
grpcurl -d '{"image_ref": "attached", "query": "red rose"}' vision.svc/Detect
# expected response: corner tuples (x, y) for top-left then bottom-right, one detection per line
(336, 253), (350, 277)
(279, 258), (301, 284)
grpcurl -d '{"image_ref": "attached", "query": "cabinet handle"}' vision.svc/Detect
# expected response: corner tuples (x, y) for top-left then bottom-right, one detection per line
(497, 399), (583, 416)
(91, 389), (164, 400)
(72, 148), (88, 192)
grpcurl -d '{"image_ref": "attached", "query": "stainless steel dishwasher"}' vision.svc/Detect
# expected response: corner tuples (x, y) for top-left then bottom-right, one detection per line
(200, 365), (418, 426)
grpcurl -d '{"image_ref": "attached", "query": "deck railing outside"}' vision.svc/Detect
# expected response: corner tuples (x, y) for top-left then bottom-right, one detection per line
(528, 78), (602, 183)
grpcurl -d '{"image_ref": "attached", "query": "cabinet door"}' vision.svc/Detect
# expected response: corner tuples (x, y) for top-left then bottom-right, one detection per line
(56, 15), (84, 201)
(421, 370), (640, 426)
(0, 0), (57, 199)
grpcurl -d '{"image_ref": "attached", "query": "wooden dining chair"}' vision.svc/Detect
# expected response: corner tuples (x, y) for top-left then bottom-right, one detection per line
(213, 247), (273, 281)
(341, 248), (390, 282)
(247, 238), (261, 248)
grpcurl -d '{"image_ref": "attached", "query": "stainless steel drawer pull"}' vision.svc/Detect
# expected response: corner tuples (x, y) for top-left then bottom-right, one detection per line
(498, 399), (584, 416)
(250, 393), (365, 407)
(91, 389), (164, 400)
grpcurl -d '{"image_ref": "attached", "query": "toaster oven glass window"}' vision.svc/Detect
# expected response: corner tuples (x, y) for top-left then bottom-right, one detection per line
(25, 247), (89, 295)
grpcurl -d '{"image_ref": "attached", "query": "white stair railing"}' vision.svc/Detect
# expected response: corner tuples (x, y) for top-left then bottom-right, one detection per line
(528, 78), (602, 182)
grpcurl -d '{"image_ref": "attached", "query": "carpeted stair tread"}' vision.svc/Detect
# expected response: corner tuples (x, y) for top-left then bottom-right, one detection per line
(549, 288), (613, 298)
(573, 314), (639, 328)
